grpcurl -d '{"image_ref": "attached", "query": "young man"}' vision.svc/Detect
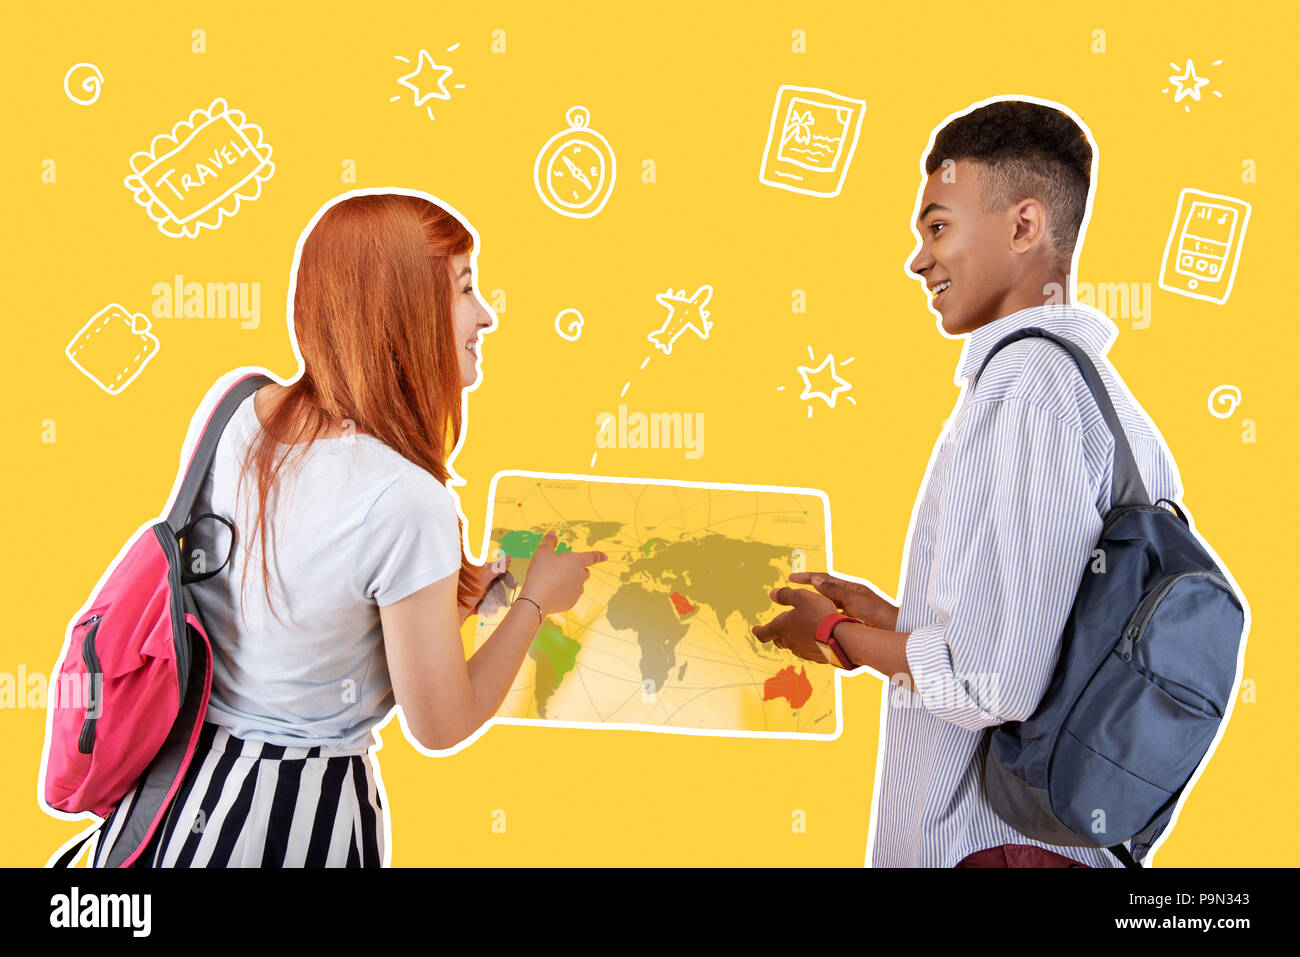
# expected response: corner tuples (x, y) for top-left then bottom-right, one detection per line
(752, 97), (1183, 867)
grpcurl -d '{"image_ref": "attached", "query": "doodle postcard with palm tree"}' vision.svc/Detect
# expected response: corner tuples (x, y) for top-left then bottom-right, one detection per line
(760, 85), (866, 198)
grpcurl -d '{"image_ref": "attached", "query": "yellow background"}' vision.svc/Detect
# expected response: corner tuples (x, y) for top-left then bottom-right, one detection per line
(3, 0), (1294, 866)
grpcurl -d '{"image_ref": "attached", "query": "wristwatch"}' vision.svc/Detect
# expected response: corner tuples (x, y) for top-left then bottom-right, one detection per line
(815, 612), (859, 669)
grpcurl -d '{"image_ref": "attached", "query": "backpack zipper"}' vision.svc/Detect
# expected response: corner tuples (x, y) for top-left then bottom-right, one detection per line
(1118, 569), (1229, 662)
(77, 615), (103, 753)
(154, 523), (190, 703)
(1101, 501), (1185, 537)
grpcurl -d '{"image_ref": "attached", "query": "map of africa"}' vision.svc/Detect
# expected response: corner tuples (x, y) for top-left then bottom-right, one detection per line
(473, 472), (839, 735)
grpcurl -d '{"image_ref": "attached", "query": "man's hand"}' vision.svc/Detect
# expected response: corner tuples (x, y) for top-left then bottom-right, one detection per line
(457, 556), (515, 625)
(788, 571), (900, 631)
(751, 585), (840, 664)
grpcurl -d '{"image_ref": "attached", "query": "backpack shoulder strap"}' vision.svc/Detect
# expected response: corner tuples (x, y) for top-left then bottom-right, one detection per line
(1108, 843), (1142, 869)
(166, 373), (273, 529)
(970, 326), (1150, 511)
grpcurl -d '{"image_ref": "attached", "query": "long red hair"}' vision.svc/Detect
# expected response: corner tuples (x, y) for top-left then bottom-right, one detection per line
(235, 192), (478, 624)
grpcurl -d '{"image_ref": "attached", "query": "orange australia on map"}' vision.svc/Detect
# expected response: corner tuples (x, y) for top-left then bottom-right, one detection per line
(763, 666), (813, 711)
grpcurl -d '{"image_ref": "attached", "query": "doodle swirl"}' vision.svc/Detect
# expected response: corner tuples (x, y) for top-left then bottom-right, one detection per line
(63, 63), (104, 106)
(555, 308), (584, 342)
(1207, 384), (1241, 419)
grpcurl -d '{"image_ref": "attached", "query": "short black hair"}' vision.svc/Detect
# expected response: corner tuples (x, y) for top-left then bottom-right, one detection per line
(925, 100), (1092, 271)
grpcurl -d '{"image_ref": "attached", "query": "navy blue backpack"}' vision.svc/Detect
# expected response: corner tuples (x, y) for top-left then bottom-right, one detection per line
(974, 328), (1247, 868)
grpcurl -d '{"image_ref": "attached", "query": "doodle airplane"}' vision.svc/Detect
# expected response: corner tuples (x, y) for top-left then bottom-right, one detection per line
(647, 284), (713, 356)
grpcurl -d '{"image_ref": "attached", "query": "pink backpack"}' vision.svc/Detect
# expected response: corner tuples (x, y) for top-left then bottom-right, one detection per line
(42, 373), (271, 867)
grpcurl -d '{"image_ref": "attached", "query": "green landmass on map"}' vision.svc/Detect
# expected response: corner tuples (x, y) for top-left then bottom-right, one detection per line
(497, 528), (573, 558)
(528, 619), (581, 718)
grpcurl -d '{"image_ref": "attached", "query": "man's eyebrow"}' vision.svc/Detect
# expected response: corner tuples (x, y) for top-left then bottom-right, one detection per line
(917, 202), (950, 226)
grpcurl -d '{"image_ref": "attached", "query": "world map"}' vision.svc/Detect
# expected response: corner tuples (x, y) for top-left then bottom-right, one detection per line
(473, 473), (839, 735)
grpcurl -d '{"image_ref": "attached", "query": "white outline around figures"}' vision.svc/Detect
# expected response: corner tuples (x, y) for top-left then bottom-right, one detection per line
(882, 94), (1253, 869)
(41, 187), (500, 867)
(41, 69), (1257, 868)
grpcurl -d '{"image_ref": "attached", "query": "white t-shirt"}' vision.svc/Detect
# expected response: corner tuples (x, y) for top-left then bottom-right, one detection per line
(177, 373), (463, 753)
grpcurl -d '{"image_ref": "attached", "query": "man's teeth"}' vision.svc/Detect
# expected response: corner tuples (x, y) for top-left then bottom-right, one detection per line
(933, 281), (951, 295)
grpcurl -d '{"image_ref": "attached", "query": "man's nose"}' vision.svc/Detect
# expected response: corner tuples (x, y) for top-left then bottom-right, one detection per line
(909, 245), (932, 277)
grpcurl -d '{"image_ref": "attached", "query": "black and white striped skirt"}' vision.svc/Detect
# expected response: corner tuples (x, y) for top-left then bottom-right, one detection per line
(92, 721), (387, 867)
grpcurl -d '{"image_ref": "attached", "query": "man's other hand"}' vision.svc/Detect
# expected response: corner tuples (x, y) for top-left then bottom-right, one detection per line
(752, 585), (839, 664)
(789, 571), (900, 631)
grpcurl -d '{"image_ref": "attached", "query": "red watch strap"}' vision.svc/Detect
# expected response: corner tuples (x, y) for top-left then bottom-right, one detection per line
(816, 612), (860, 669)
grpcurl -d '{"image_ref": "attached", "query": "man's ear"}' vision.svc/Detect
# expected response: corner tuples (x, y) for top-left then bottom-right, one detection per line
(1009, 197), (1049, 255)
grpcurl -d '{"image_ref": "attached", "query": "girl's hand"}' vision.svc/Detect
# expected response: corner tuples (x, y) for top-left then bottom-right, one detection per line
(518, 530), (608, 618)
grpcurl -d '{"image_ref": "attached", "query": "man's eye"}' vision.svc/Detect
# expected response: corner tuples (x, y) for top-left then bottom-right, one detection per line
(930, 222), (946, 234)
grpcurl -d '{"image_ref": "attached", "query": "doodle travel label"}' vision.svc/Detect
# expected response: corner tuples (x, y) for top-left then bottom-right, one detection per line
(124, 97), (275, 238)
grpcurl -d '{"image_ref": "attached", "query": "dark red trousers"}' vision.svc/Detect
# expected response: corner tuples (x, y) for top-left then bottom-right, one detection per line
(955, 843), (1091, 868)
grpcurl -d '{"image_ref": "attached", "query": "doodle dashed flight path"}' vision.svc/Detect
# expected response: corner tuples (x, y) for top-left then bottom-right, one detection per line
(475, 472), (840, 736)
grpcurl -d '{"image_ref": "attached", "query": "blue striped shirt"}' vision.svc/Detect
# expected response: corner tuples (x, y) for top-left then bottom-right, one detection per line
(868, 304), (1184, 867)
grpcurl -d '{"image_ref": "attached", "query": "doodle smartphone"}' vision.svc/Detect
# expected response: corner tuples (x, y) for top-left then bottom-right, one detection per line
(1158, 188), (1251, 304)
